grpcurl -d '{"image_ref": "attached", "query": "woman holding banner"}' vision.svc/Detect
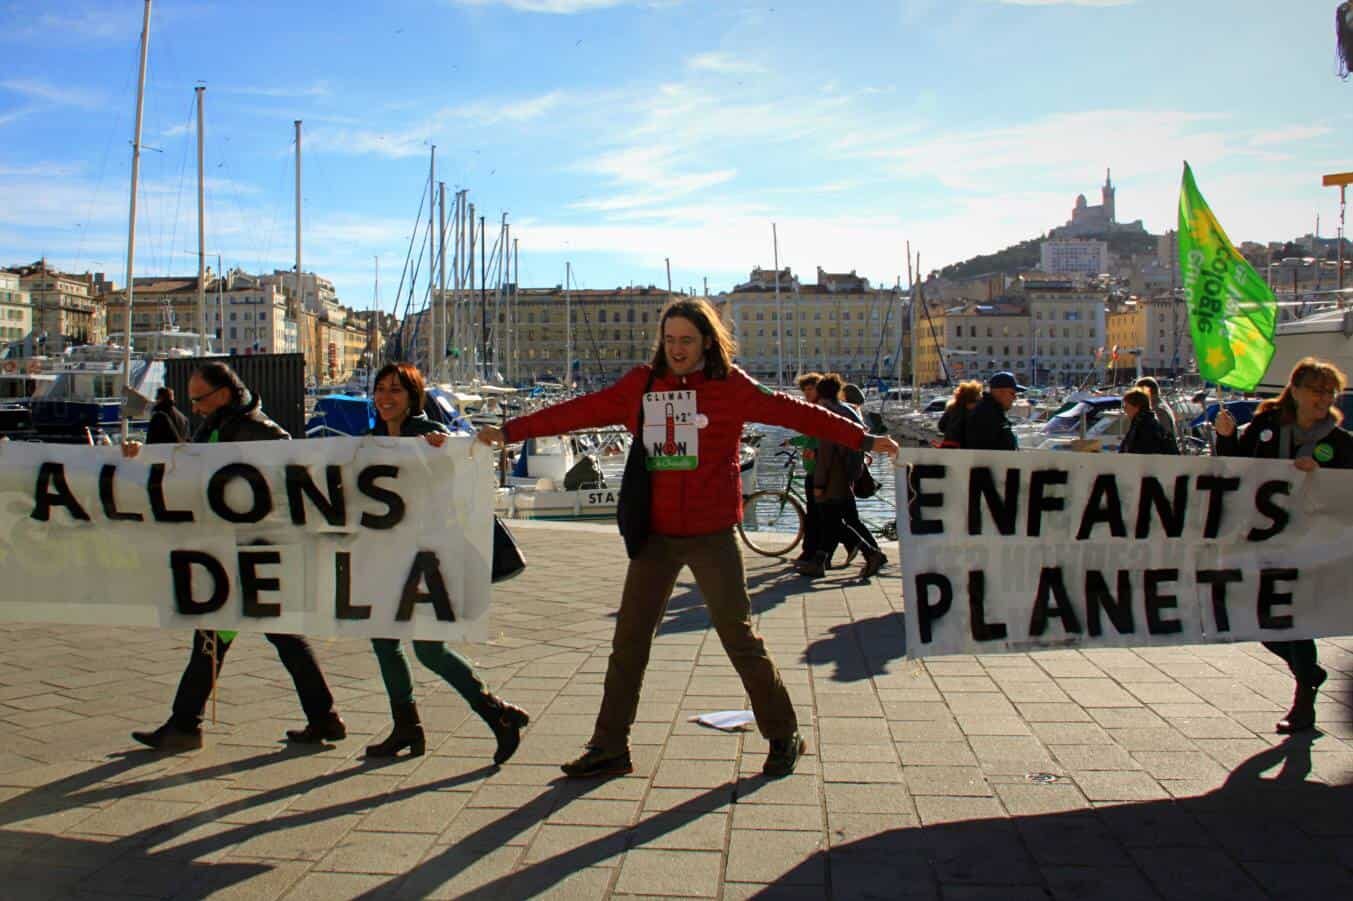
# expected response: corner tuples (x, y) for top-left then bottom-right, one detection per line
(477, 298), (900, 779)
(1216, 356), (1353, 733)
(364, 362), (530, 763)
(124, 361), (345, 752)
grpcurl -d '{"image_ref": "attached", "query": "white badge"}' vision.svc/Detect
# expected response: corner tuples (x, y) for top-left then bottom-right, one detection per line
(1259, 429), (1273, 443)
(643, 390), (700, 471)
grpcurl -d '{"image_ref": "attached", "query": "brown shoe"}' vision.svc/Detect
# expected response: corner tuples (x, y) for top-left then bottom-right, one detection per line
(561, 746), (633, 778)
(763, 732), (806, 778)
(860, 549), (887, 580)
(132, 721), (203, 752)
(286, 713), (346, 744)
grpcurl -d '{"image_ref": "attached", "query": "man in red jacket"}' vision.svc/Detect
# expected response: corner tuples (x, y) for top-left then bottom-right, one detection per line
(479, 298), (899, 779)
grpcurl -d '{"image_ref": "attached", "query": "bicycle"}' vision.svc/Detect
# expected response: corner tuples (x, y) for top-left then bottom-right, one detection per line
(737, 448), (806, 557)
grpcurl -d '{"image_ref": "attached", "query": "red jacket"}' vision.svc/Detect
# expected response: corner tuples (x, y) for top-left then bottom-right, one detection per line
(504, 365), (870, 537)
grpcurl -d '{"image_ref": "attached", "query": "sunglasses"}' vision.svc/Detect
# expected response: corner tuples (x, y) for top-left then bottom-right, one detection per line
(189, 385), (225, 404)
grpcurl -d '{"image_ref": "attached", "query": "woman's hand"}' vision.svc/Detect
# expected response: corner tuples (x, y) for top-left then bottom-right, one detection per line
(121, 440), (142, 459)
(1214, 409), (1236, 438)
(871, 435), (901, 458)
(1295, 456), (1318, 473)
(476, 425), (504, 447)
(424, 432), (447, 449)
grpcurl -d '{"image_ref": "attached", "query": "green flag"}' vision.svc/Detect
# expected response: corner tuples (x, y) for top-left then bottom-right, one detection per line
(1177, 162), (1277, 391)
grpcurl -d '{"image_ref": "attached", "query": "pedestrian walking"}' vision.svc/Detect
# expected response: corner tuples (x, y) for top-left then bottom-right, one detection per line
(122, 361), (345, 752)
(960, 372), (1022, 451)
(1215, 356), (1353, 733)
(1135, 376), (1177, 443)
(364, 362), (530, 764)
(145, 387), (189, 444)
(1118, 388), (1178, 455)
(477, 299), (900, 779)
(937, 380), (982, 448)
(799, 373), (887, 579)
(789, 372), (825, 573)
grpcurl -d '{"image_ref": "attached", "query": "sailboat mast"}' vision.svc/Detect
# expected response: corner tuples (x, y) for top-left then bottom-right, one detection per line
(565, 262), (573, 389)
(908, 241), (918, 408)
(480, 214), (487, 381)
(438, 181), (447, 383)
(195, 85), (207, 355)
(426, 146), (436, 375)
(467, 201), (476, 377)
(294, 119), (303, 365)
(772, 223), (782, 388)
(119, 0), (152, 442)
(511, 236), (519, 385)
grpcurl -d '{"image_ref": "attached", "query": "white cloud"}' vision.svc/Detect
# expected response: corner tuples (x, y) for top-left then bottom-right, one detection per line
(1249, 126), (1333, 147)
(0, 78), (102, 110)
(994, 0), (1134, 6)
(450, 0), (653, 13)
(306, 91), (567, 159)
(686, 52), (765, 75)
(225, 81), (333, 99)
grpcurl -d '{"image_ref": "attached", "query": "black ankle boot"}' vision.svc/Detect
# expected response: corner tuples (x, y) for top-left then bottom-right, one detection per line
(285, 712), (346, 744)
(484, 698), (530, 765)
(1276, 683), (1316, 734)
(366, 702), (425, 758)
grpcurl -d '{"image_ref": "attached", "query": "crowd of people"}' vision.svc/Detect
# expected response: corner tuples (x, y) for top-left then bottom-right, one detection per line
(98, 299), (1349, 772)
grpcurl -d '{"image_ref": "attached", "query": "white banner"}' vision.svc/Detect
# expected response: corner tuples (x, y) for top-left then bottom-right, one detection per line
(896, 448), (1353, 658)
(0, 437), (495, 641)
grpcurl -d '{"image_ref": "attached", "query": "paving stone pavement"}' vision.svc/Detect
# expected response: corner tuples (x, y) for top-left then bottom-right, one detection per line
(1, 520), (1350, 900)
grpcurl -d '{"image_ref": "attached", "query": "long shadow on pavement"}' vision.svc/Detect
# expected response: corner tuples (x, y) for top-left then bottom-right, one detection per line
(376, 775), (765, 900)
(757, 735), (1353, 899)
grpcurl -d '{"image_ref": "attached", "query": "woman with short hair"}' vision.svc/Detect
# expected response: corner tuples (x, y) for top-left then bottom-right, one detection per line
(478, 299), (900, 779)
(1215, 356), (1353, 733)
(364, 362), (530, 763)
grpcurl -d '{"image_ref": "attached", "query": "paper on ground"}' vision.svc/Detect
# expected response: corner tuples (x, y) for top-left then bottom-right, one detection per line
(689, 710), (755, 732)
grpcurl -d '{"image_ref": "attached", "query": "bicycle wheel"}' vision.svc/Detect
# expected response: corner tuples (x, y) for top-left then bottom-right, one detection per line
(738, 490), (805, 557)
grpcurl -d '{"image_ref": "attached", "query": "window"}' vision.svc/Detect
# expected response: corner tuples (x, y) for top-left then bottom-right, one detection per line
(842, 312), (851, 321)
(229, 327), (237, 338)
(229, 312), (237, 321)
(599, 310), (607, 323)
(816, 328), (822, 337)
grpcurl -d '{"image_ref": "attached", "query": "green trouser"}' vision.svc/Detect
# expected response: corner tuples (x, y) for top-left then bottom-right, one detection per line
(370, 639), (494, 717)
(591, 528), (798, 753)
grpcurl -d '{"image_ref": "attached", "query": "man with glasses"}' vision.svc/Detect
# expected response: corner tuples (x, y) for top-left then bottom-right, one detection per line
(123, 361), (345, 751)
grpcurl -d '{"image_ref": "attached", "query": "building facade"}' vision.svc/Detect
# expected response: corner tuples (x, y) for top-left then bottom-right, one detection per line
(717, 268), (906, 384)
(0, 271), (33, 355)
(9, 261), (105, 352)
(1040, 239), (1109, 277)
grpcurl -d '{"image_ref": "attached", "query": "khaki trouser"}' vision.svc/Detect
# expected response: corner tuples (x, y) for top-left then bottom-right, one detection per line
(591, 528), (797, 752)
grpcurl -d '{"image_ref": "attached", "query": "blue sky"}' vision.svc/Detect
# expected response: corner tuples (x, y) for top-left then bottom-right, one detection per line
(0, 0), (1347, 314)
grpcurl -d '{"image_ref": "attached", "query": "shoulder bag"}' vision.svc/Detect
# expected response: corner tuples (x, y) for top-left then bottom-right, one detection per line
(616, 370), (657, 559)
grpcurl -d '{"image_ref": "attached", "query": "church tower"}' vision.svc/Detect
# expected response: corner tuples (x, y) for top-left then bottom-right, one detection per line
(1102, 168), (1116, 223)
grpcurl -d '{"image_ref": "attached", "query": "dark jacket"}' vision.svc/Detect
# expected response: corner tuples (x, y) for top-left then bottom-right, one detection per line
(372, 412), (451, 438)
(937, 404), (967, 447)
(1119, 409), (1177, 455)
(1216, 408), (1353, 468)
(814, 398), (864, 501)
(960, 394), (1017, 451)
(146, 398), (190, 445)
(192, 391), (289, 443)
(505, 364), (868, 537)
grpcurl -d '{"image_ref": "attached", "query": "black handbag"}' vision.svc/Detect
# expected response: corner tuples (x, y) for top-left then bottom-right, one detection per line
(853, 454), (879, 499)
(616, 371), (657, 559)
(491, 515), (526, 583)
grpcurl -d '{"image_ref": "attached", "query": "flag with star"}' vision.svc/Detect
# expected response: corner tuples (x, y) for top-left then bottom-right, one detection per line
(1178, 162), (1277, 390)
